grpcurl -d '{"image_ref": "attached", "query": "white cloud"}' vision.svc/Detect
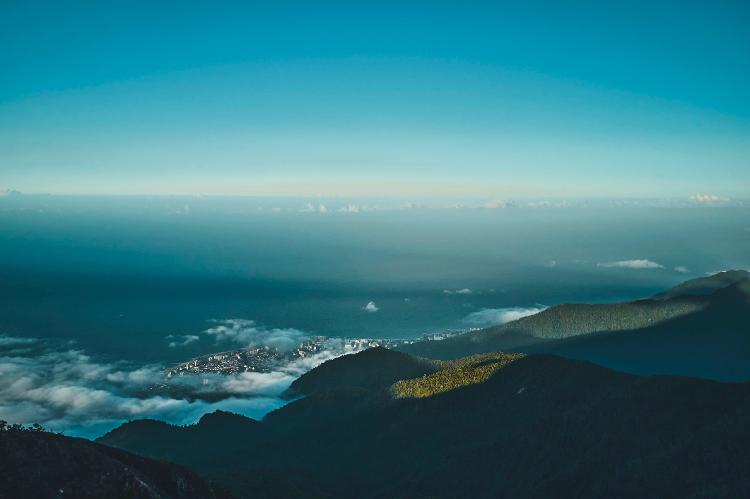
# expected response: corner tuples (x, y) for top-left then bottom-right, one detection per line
(688, 194), (729, 203)
(462, 306), (547, 327)
(443, 288), (473, 295)
(0, 332), (356, 439)
(337, 204), (360, 213)
(299, 203), (328, 213)
(203, 319), (307, 352)
(597, 259), (665, 269)
(482, 199), (516, 209)
(166, 334), (200, 348)
(674, 266), (690, 273)
(363, 301), (379, 313)
(0, 336), (36, 346)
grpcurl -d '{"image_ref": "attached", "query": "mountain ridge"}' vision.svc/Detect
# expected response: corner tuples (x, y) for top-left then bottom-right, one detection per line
(98, 349), (750, 498)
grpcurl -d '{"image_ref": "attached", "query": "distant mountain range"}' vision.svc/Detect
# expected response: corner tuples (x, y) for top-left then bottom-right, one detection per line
(400, 270), (750, 381)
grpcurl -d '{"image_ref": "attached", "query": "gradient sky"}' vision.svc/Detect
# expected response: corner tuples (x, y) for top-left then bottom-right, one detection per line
(1, 1), (748, 197)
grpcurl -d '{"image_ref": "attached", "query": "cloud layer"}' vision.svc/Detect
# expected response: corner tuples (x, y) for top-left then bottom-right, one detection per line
(462, 306), (547, 327)
(597, 259), (664, 269)
(0, 329), (356, 439)
(202, 319), (308, 352)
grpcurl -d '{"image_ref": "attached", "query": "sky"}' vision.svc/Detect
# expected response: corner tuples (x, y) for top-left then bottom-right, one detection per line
(1, 1), (749, 197)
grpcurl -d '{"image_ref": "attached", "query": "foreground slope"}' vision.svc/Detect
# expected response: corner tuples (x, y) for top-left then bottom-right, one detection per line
(99, 348), (750, 499)
(0, 425), (233, 499)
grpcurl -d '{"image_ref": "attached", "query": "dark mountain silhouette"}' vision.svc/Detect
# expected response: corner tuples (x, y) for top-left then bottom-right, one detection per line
(653, 269), (750, 299)
(399, 272), (750, 381)
(0, 424), (233, 499)
(290, 346), (438, 395)
(98, 348), (750, 499)
(100, 410), (263, 465)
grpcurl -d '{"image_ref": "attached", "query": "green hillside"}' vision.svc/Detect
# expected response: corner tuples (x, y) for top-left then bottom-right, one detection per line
(98, 349), (750, 499)
(392, 352), (524, 398)
(399, 272), (750, 381)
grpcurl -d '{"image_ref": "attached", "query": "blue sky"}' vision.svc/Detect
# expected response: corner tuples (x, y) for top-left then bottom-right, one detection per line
(1, 1), (748, 197)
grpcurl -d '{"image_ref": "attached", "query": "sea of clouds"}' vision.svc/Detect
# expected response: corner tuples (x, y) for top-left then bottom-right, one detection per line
(0, 328), (358, 439)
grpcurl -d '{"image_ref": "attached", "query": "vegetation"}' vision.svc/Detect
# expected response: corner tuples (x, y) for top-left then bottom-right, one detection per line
(0, 421), (234, 498)
(98, 349), (750, 499)
(290, 346), (439, 395)
(487, 299), (705, 340)
(392, 352), (525, 398)
(400, 274), (750, 378)
(0, 420), (45, 433)
(653, 269), (750, 300)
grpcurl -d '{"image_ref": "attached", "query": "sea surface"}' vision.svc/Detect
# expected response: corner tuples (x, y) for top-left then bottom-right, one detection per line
(1, 195), (748, 436)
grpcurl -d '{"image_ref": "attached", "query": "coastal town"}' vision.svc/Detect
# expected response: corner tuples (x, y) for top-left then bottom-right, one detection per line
(165, 337), (411, 377)
(164, 331), (472, 377)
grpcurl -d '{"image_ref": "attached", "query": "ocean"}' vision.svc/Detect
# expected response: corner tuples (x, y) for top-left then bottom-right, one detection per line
(1, 195), (748, 436)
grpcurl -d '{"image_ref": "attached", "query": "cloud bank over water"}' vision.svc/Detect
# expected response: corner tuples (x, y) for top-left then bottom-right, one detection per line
(202, 319), (309, 352)
(597, 259), (665, 269)
(462, 306), (547, 327)
(0, 329), (354, 439)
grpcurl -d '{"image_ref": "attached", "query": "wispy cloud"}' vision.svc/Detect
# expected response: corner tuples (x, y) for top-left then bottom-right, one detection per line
(299, 203), (328, 213)
(597, 259), (664, 269)
(203, 319), (307, 352)
(337, 204), (360, 213)
(688, 194), (729, 203)
(462, 306), (547, 327)
(0, 336), (36, 346)
(443, 288), (473, 295)
(0, 331), (354, 439)
(166, 334), (200, 348)
(674, 266), (690, 273)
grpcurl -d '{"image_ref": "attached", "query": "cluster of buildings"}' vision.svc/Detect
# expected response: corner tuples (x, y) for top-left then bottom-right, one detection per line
(164, 337), (414, 377)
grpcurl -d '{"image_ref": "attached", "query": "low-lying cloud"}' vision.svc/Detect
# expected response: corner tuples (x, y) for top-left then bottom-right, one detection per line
(443, 288), (473, 295)
(688, 194), (729, 203)
(362, 301), (379, 313)
(166, 334), (200, 348)
(0, 328), (357, 440)
(597, 259), (664, 269)
(203, 319), (308, 352)
(0, 336), (36, 347)
(462, 306), (547, 327)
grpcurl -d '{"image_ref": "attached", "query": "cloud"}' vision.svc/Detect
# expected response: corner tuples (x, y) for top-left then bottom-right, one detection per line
(688, 194), (729, 203)
(299, 203), (328, 213)
(462, 306), (547, 327)
(0, 330), (358, 439)
(482, 199), (516, 209)
(171, 203), (191, 215)
(0, 336), (36, 346)
(203, 319), (307, 352)
(597, 259), (664, 269)
(443, 288), (473, 295)
(674, 266), (690, 273)
(166, 334), (200, 348)
(337, 204), (360, 213)
(363, 301), (379, 313)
